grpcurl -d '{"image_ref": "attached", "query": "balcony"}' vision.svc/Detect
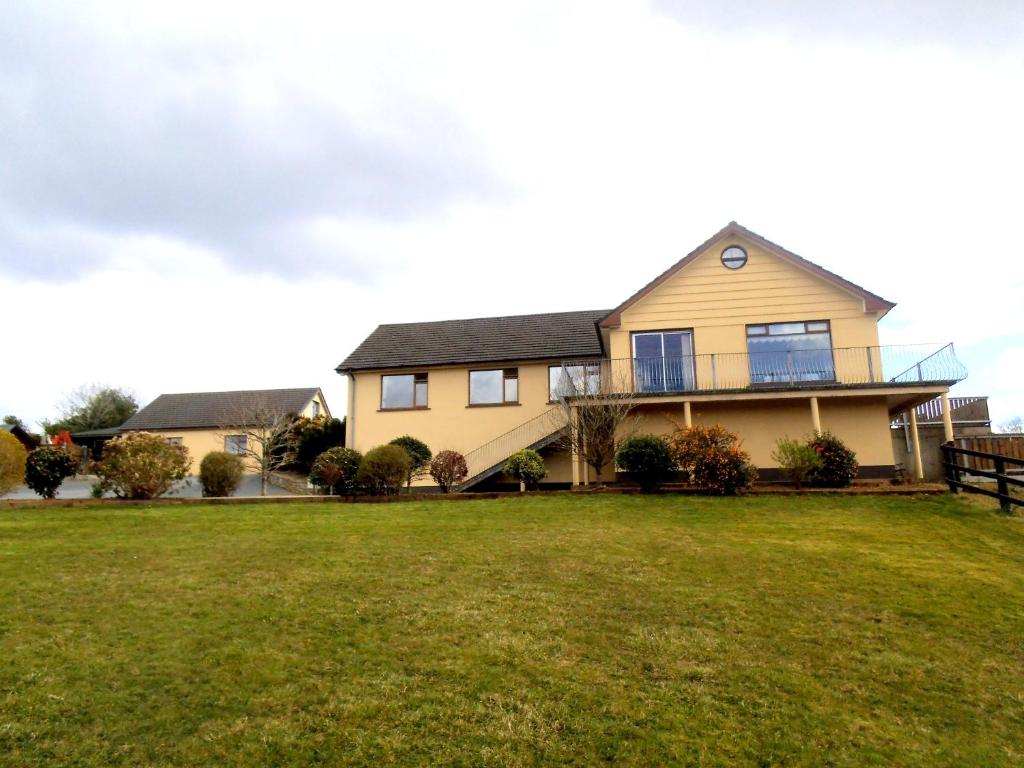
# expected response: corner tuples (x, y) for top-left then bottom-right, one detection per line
(555, 343), (967, 398)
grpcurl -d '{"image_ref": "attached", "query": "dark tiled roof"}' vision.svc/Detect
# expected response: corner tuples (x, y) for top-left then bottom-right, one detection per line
(120, 388), (321, 431)
(337, 310), (609, 372)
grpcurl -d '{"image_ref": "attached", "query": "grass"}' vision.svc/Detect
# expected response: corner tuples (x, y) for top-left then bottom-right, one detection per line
(0, 494), (1022, 767)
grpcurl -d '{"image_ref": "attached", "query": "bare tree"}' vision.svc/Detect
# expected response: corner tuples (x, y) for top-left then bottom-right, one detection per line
(219, 395), (300, 496)
(1000, 416), (1023, 434)
(548, 361), (640, 484)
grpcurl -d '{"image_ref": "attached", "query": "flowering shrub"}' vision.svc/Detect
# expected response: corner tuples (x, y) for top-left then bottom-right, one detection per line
(505, 449), (547, 490)
(430, 450), (468, 493)
(806, 431), (858, 487)
(199, 451), (244, 497)
(310, 447), (362, 495)
(0, 431), (27, 497)
(615, 434), (675, 492)
(93, 432), (190, 500)
(25, 446), (79, 499)
(357, 445), (411, 495)
(771, 436), (823, 488)
(669, 425), (757, 495)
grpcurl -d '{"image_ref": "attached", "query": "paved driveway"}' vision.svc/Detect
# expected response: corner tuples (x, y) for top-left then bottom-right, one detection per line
(3, 474), (294, 500)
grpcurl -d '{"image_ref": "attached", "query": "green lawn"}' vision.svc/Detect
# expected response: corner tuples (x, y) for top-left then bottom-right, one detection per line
(1, 494), (1022, 767)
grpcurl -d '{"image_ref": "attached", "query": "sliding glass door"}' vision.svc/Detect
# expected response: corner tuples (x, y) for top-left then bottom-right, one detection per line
(632, 331), (695, 393)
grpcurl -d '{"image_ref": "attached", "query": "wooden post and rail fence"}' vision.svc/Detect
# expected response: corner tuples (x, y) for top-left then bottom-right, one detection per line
(941, 439), (1024, 513)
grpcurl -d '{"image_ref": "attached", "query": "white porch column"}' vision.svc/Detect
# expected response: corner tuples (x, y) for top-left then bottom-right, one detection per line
(908, 407), (924, 480)
(683, 401), (692, 428)
(940, 392), (955, 443)
(570, 404), (580, 487)
(809, 396), (822, 434)
(345, 373), (356, 449)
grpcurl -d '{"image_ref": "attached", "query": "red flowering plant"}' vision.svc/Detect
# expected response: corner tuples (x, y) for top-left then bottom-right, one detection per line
(806, 431), (858, 487)
(668, 425), (757, 495)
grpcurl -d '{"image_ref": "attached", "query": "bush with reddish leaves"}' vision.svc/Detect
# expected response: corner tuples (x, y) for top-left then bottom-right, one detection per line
(430, 450), (468, 493)
(668, 424), (757, 495)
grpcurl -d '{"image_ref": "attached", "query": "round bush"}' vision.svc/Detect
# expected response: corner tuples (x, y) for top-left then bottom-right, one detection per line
(430, 450), (468, 493)
(505, 449), (547, 490)
(615, 434), (675, 492)
(669, 425), (757, 495)
(25, 446), (79, 499)
(93, 432), (190, 500)
(0, 431), (27, 497)
(199, 451), (244, 497)
(806, 431), (859, 487)
(388, 435), (432, 491)
(310, 447), (362, 495)
(357, 444), (411, 495)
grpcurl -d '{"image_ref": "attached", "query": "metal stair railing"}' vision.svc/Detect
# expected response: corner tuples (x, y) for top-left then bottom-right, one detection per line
(457, 406), (568, 491)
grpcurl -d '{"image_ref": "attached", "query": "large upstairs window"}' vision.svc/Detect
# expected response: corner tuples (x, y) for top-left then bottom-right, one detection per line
(632, 330), (695, 393)
(746, 321), (834, 383)
(381, 372), (428, 409)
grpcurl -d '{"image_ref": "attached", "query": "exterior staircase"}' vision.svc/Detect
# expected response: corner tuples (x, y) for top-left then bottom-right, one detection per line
(456, 406), (568, 491)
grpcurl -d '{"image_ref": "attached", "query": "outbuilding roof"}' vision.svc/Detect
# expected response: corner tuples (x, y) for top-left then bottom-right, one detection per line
(119, 388), (323, 431)
(336, 309), (609, 372)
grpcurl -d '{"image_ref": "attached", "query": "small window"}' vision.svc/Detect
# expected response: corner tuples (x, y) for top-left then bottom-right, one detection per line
(470, 368), (518, 405)
(165, 437), (183, 446)
(225, 435), (247, 455)
(381, 373), (428, 409)
(721, 245), (748, 269)
(311, 400), (320, 418)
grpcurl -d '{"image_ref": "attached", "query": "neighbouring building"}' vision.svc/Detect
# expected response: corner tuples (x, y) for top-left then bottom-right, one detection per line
(116, 388), (331, 472)
(338, 222), (968, 489)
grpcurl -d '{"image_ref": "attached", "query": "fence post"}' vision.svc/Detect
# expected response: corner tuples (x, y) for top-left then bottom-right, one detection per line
(942, 443), (958, 493)
(994, 456), (1010, 513)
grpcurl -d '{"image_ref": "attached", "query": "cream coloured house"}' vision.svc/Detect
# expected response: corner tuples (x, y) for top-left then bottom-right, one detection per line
(117, 388), (330, 472)
(338, 222), (966, 489)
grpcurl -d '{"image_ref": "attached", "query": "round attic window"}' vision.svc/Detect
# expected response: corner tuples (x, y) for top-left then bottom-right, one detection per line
(721, 245), (748, 269)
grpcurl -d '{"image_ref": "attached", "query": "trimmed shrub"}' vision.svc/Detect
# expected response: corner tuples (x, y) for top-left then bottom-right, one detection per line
(93, 432), (190, 500)
(669, 425), (757, 495)
(283, 416), (346, 474)
(430, 450), (468, 493)
(615, 434), (675, 492)
(199, 451), (244, 497)
(807, 431), (859, 487)
(505, 449), (547, 490)
(310, 447), (362, 495)
(389, 435), (433, 492)
(771, 436), (823, 489)
(357, 445), (411, 495)
(25, 446), (79, 499)
(0, 431), (27, 496)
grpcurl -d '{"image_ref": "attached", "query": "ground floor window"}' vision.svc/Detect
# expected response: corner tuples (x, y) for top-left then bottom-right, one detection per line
(746, 321), (834, 383)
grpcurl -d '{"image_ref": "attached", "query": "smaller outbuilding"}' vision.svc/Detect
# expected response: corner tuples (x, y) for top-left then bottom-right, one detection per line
(117, 388), (331, 472)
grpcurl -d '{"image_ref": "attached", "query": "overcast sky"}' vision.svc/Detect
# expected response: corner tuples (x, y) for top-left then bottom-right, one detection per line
(2, 0), (1022, 430)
